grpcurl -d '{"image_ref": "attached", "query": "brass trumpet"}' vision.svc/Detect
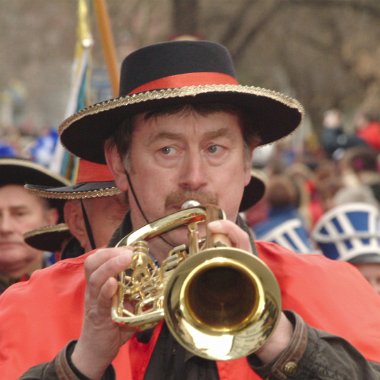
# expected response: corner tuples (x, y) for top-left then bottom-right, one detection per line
(112, 204), (281, 360)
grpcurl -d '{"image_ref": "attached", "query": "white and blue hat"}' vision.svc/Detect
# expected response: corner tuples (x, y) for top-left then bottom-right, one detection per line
(255, 217), (315, 253)
(312, 202), (380, 263)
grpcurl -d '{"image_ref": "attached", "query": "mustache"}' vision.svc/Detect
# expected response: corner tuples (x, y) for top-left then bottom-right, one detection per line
(165, 190), (218, 209)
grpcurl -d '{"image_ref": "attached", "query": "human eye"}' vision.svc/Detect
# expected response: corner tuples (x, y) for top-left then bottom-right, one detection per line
(207, 144), (223, 154)
(13, 209), (29, 219)
(160, 146), (177, 155)
(154, 145), (181, 168)
(204, 142), (230, 165)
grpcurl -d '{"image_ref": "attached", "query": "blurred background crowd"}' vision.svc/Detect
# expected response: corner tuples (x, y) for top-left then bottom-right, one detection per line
(1, 0), (380, 295)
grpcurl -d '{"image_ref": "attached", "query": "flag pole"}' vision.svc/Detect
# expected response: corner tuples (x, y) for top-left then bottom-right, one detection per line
(93, 0), (119, 96)
(50, 0), (93, 179)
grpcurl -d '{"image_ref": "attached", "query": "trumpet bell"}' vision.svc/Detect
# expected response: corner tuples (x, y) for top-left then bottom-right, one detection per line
(111, 204), (282, 360)
(164, 247), (281, 360)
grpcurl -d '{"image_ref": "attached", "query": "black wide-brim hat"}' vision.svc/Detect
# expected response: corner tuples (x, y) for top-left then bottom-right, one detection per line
(23, 223), (72, 252)
(59, 40), (304, 164)
(0, 157), (71, 187)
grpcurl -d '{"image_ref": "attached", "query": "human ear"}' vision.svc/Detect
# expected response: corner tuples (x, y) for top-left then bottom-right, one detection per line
(45, 207), (59, 225)
(104, 143), (129, 192)
(63, 201), (87, 250)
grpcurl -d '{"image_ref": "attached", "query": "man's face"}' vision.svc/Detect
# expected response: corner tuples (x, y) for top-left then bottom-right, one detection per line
(0, 185), (57, 277)
(124, 110), (251, 247)
(354, 262), (380, 296)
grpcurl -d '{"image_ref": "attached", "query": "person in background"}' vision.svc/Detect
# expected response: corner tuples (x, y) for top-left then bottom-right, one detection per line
(1, 40), (380, 380)
(25, 158), (130, 259)
(337, 145), (380, 207)
(252, 174), (315, 253)
(320, 108), (366, 160)
(0, 156), (70, 293)
(312, 159), (344, 214)
(312, 202), (380, 295)
(353, 107), (380, 152)
(284, 162), (321, 228)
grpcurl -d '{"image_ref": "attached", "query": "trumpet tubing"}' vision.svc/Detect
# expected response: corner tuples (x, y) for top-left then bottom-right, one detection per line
(112, 204), (281, 360)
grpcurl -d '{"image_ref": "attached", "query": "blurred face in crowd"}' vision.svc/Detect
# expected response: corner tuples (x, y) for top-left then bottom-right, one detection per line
(64, 193), (128, 251)
(353, 263), (380, 296)
(0, 185), (58, 278)
(106, 107), (255, 261)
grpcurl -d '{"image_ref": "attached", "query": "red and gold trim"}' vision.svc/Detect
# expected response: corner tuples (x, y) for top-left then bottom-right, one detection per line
(129, 72), (238, 94)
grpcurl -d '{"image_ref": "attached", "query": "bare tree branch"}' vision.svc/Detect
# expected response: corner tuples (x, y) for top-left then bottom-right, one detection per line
(219, 0), (258, 46)
(230, 1), (287, 61)
(286, 0), (380, 18)
(172, 0), (200, 36)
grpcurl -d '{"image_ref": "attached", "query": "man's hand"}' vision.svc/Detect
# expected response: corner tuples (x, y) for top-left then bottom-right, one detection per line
(255, 312), (293, 364)
(71, 247), (135, 379)
(207, 219), (252, 252)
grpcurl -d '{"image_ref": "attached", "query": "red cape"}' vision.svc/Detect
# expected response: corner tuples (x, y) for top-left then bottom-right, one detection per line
(0, 241), (379, 379)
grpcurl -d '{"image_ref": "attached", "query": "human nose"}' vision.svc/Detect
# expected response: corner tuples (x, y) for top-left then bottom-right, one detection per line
(179, 154), (207, 190)
(0, 213), (14, 233)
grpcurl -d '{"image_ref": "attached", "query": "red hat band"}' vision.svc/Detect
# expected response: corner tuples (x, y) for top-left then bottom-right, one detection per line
(130, 72), (238, 95)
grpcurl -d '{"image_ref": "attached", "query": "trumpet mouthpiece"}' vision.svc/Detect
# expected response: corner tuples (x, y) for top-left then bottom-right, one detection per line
(181, 200), (200, 209)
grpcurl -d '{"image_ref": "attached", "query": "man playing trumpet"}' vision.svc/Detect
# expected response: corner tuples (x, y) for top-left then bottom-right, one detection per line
(1, 40), (380, 379)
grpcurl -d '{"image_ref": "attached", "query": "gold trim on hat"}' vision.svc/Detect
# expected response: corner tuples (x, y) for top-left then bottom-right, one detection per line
(24, 223), (70, 239)
(59, 84), (304, 135)
(25, 186), (121, 200)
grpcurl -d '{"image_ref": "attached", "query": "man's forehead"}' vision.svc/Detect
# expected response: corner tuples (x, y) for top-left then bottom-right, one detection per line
(133, 110), (241, 137)
(0, 189), (44, 210)
(147, 128), (238, 144)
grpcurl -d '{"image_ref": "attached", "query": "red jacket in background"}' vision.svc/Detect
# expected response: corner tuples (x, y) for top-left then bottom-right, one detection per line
(0, 242), (380, 379)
